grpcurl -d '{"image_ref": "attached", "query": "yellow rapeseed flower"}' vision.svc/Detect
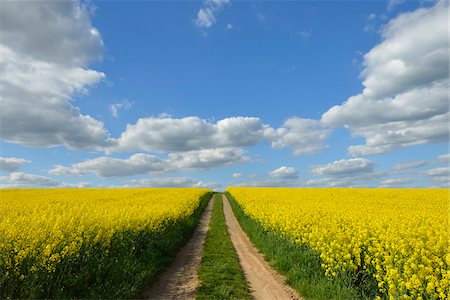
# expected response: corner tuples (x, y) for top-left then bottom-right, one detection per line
(228, 187), (449, 299)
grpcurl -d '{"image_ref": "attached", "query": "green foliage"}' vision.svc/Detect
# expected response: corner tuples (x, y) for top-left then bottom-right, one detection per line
(196, 194), (251, 300)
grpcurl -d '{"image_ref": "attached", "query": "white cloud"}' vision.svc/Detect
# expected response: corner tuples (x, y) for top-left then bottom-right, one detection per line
(269, 166), (299, 179)
(167, 148), (250, 170)
(380, 177), (415, 186)
(234, 178), (301, 187)
(225, 23), (233, 30)
(322, 2), (449, 156)
(110, 99), (133, 118)
(387, 0), (405, 12)
(0, 157), (30, 172)
(0, 1), (109, 150)
(298, 30), (311, 39)
(232, 172), (243, 178)
(265, 118), (331, 155)
(302, 177), (354, 187)
(0, 1), (103, 67)
(0, 172), (60, 187)
(436, 153), (450, 164)
(422, 167), (449, 177)
(48, 165), (86, 177)
(391, 152), (450, 172)
(391, 160), (430, 172)
(195, 0), (230, 28)
(110, 115), (331, 157)
(50, 154), (165, 178)
(0, 172), (88, 188)
(110, 116), (269, 153)
(422, 166), (450, 187)
(129, 177), (221, 189)
(49, 148), (249, 178)
(311, 158), (376, 177)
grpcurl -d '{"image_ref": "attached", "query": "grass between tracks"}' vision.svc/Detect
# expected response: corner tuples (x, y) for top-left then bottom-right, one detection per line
(196, 194), (251, 300)
(226, 192), (375, 300)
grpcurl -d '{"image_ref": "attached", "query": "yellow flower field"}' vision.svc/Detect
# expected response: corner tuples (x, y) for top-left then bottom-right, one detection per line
(227, 187), (449, 299)
(0, 188), (210, 298)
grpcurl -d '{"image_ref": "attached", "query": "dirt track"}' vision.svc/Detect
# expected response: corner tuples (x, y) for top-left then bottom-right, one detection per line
(222, 194), (301, 300)
(134, 196), (215, 299)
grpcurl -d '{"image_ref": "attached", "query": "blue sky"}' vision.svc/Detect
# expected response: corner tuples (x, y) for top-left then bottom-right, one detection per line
(0, 0), (448, 189)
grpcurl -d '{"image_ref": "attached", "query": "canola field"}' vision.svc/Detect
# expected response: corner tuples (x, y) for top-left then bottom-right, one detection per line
(0, 188), (211, 298)
(227, 187), (449, 300)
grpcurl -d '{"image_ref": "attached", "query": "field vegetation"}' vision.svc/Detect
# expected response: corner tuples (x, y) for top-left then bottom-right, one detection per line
(227, 188), (449, 300)
(0, 188), (212, 298)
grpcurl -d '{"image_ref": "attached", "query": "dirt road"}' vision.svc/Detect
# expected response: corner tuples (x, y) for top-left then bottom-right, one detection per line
(134, 196), (215, 300)
(222, 194), (301, 300)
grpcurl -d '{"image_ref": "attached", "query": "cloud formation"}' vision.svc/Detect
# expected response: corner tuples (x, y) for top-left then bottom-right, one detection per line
(110, 100), (133, 118)
(50, 148), (249, 178)
(380, 177), (415, 187)
(322, 2), (449, 155)
(0, 172), (90, 188)
(266, 118), (331, 155)
(422, 167), (450, 187)
(311, 158), (376, 177)
(110, 116), (269, 153)
(195, 0), (230, 28)
(0, 1), (108, 150)
(129, 177), (221, 189)
(0, 157), (30, 172)
(269, 166), (299, 179)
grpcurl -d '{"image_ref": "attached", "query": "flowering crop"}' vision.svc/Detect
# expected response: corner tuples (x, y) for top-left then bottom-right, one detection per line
(0, 188), (210, 298)
(227, 187), (449, 299)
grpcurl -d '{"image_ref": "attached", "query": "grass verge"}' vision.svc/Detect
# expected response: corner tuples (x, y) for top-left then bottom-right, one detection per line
(2, 192), (213, 299)
(225, 192), (377, 300)
(196, 194), (251, 300)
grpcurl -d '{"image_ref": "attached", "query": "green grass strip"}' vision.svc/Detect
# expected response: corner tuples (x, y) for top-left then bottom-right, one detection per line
(226, 192), (378, 300)
(196, 194), (251, 300)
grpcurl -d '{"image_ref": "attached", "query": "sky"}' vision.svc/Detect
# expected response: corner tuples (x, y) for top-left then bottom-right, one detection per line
(0, 0), (448, 190)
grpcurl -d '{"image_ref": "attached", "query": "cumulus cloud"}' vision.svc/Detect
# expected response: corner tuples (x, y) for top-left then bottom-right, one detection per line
(322, 2), (449, 156)
(380, 177), (415, 187)
(311, 158), (376, 177)
(195, 0), (230, 28)
(391, 152), (450, 173)
(422, 166), (450, 187)
(422, 167), (449, 177)
(49, 154), (165, 178)
(129, 177), (221, 189)
(167, 148), (250, 170)
(0, 172), (89, 188)
(110, 116), (269, 153)
(232, 172), (243, 178)
(436, 153), (450, 164)
(110, 99), (133, 118)
(391, 160), (430, 172)
(269, 166), (299, 179)
(49, 148), (249, 178)
(234, 177), (301, 187)
(109, 115), (330, 156)
(265, 118), (331, 155)
(0, 1), (109, 150)
(0, 157), (30, 172)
